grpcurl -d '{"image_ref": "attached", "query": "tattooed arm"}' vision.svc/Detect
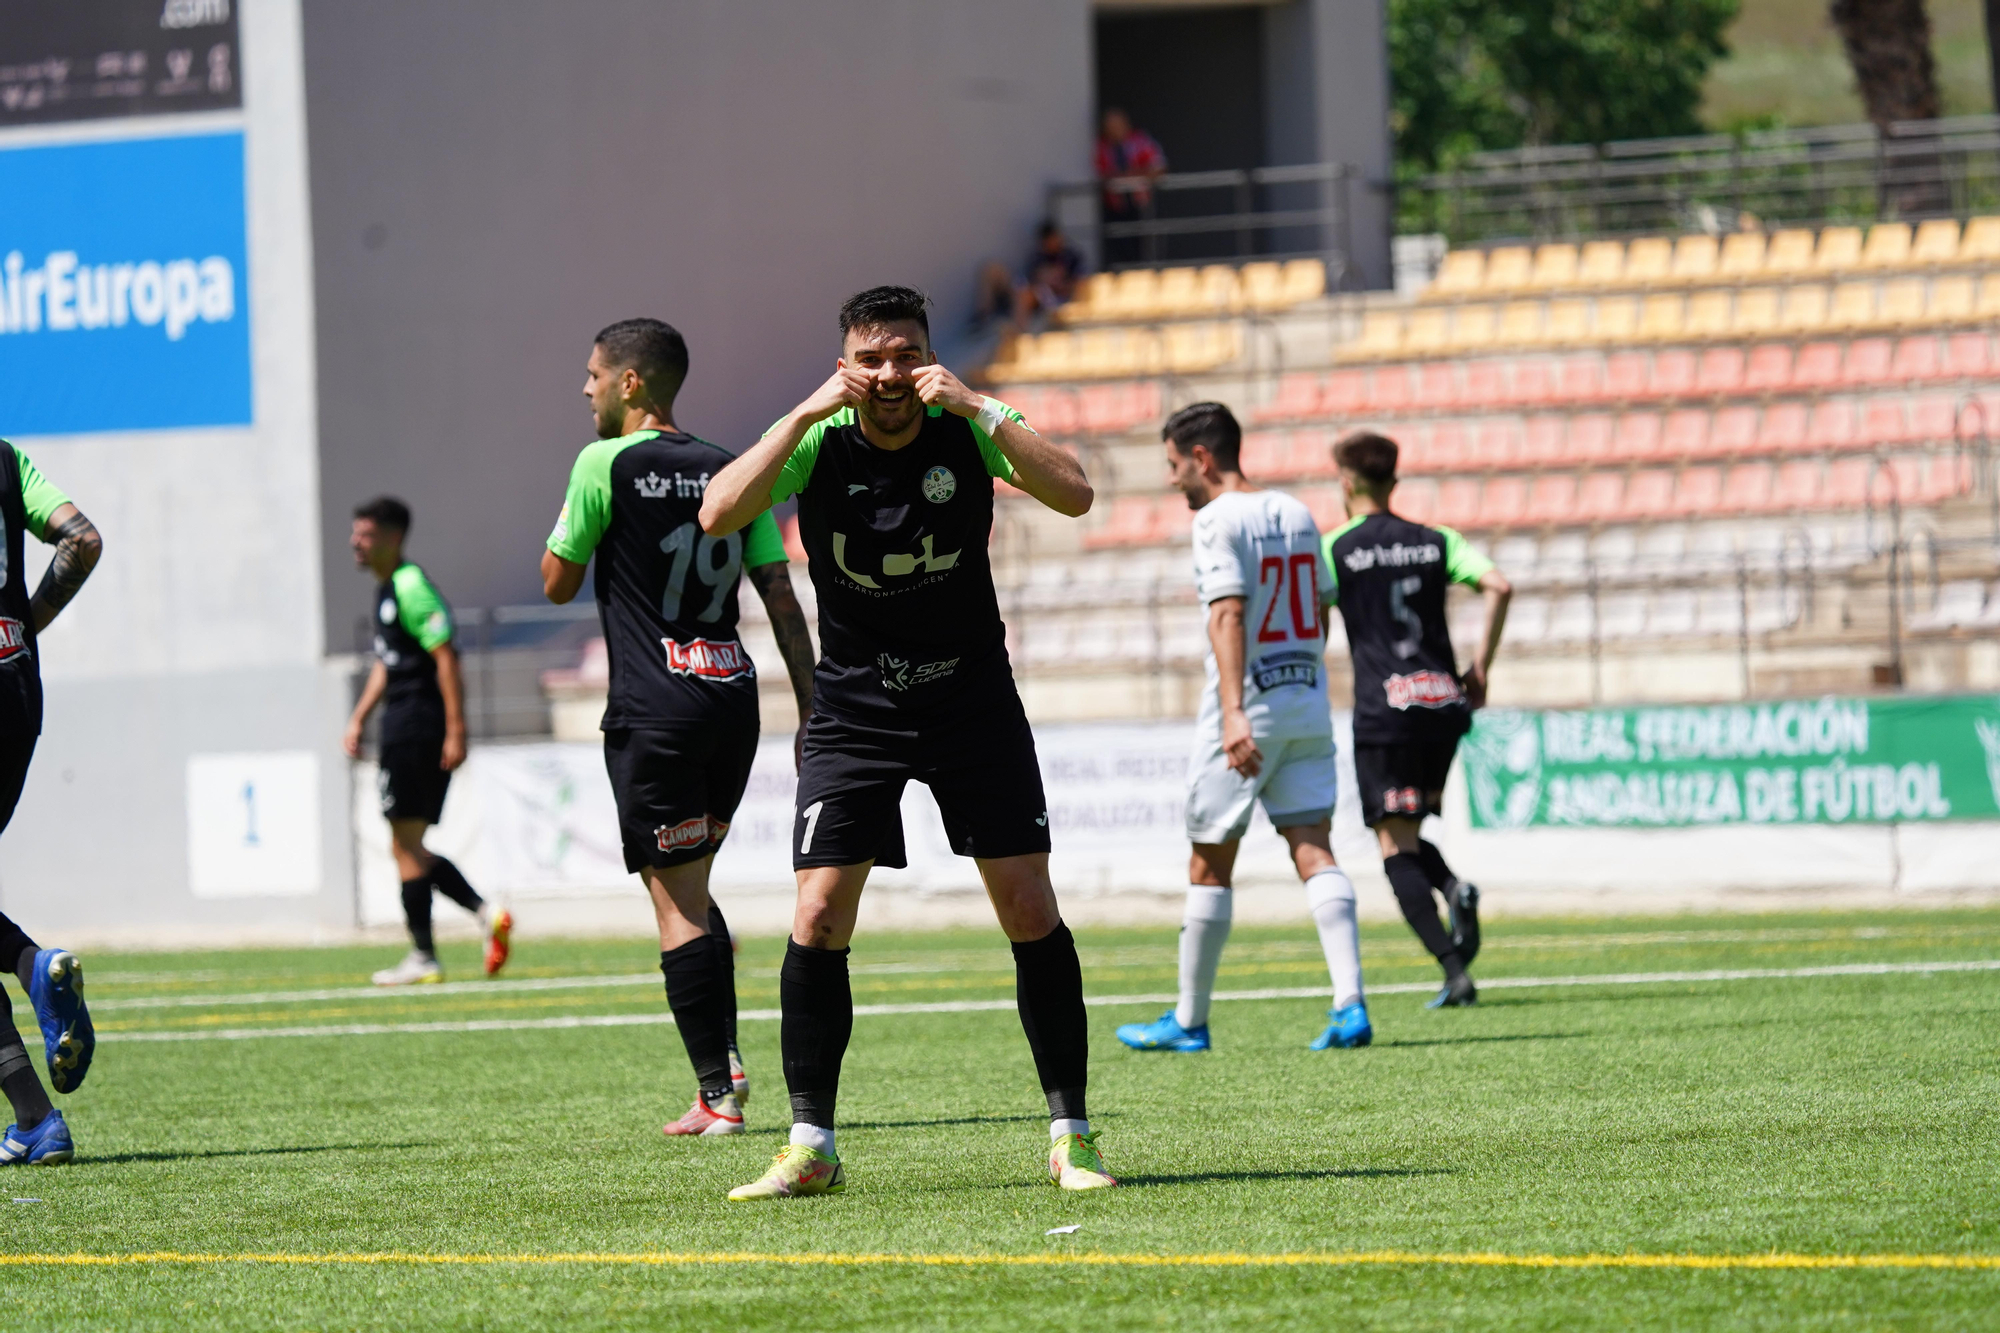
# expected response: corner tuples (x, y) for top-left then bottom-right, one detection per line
(29, 504), (102, 634)
(748, 561), (817, 772)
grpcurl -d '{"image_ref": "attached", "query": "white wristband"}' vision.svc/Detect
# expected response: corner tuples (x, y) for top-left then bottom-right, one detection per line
(974, 396), (1008, 436)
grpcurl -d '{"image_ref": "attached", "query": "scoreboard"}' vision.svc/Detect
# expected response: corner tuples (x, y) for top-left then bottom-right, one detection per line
(0, 0), (241, 127)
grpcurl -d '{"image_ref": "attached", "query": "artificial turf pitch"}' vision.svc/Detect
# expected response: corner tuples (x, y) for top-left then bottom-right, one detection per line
(3, 908), (1998, 1330)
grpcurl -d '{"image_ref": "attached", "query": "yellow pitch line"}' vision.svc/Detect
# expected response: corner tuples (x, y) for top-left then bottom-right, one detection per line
(1, 1250), (1996, 1272)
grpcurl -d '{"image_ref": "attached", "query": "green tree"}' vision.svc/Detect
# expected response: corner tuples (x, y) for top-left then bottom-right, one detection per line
(1390, 0), (1740, 173)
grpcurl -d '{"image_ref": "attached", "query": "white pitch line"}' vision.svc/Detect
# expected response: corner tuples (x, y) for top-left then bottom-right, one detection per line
(89, 973), (669, 1012)
(95, 958), (2000, 1043)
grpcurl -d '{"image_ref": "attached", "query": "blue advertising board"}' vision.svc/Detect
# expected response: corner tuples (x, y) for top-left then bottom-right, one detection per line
(0, 131), (251, 435)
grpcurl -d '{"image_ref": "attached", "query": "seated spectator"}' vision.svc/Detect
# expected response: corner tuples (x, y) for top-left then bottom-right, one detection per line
(1094, 108), (1166, 264)
(973, 259), (1019, 329)
(1021, 221), (1085, 321)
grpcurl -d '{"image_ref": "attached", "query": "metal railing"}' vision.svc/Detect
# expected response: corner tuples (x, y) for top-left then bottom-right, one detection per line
(1402, 114), (2000, 246)
(1046, 161), (1358, 276)
(350, 600), (600, 744)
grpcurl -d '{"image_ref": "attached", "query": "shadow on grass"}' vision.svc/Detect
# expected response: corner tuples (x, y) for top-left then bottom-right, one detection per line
(1376, 1032), (1586, 1049)
(76, 1142), (432, 1166)
(745, 1112), (1122, 1138)
(1101, 1166), (1452, 1189)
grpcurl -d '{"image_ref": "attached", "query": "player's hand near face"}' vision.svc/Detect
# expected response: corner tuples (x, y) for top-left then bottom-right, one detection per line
(1222, 707), (1263, 778)
(912, 363), (983, 418)
(798, 364), (873, 424)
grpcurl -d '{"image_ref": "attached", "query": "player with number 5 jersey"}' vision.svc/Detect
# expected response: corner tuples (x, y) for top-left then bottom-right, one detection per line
(1114, 404), (1373, 1059)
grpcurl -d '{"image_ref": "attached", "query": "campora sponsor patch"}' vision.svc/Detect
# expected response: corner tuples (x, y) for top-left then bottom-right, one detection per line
(1384, 669), (1462, 710)
(661, 636), (753, 680)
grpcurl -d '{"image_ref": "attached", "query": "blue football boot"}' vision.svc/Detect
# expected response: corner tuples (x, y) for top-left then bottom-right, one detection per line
(1115, 1010), (1210, 1052)
(1310, 1001), (1373, 1049)
(0, 1110), (73, 1165)
(28, 949), (94, 1093)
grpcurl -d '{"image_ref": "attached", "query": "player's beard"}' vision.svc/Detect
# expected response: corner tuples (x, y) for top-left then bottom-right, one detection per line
(860, 388), (921, 437)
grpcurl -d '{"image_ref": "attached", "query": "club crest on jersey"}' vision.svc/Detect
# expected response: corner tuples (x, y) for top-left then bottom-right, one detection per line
(1383, 670), (1463, 711)
(661, 636), (754, 680)
(0, 617), (28, 662)
(922, 465), (956, 504)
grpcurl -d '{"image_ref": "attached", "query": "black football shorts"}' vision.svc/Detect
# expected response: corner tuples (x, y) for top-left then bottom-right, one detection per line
(1353, 738), (1460, 828)
(378, 736), (452, 825)
(604, 717), (759, 873)
(792, 691), (1051, 870)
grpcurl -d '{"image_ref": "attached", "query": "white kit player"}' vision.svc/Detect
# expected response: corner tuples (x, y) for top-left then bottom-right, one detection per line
(1117, 403), (1371, 1053)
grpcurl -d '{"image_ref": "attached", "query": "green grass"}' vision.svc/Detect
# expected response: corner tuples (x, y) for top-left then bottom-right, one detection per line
(4, 908), (2000, 1329)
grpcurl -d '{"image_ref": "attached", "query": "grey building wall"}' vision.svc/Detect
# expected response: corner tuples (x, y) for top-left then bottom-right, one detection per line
(303, 0), (1098, 628)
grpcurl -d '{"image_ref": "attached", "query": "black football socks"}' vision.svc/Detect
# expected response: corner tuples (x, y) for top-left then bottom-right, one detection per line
(0, 912), (37, 990)
(399, 877), (435, 955)
(1384, 852), (1466, 983)
(780, 940), (852, 1131)
(1011, 922), (1089, 1123)
(1416, 838), (1479, 964)
(0, 983), (50, 1131)
(427, 855), (484, 913)
(660, 935), (735, 1102)
(706, 901), (738, 1049)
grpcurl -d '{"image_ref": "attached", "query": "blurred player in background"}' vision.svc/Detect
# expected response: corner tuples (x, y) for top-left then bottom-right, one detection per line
(701, 286), (1114, 1200)
(1324, 432), (1510, 1009)
(345, 497), (510, 985)
(542, 318), (816, 1139)
(0, 439), (102, 1165)
(1116, 403), (1371, 1056)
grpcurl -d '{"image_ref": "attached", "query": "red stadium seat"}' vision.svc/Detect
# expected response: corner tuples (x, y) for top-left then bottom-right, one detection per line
(1085, 494), (1158, 548)
(1524, 473), (1579, 524)
(1720, 462), (1774, 513)
(1472, 418), (1526, 468)
(1696, 348), (1745, 395)
(1258, 372), (1325, 422)
(1651, 348), (1697, 398)
(1020, 386), (1082, 435)
(1672, 466), (1723, 515)
(1577, 470), (1625, 520)
(1907, 394), (1957, 442)
(1614, 412), (1665, 461)
(1368, 364), (1413, 413)
(1325, 368), (1369, 414)
(1415, 361), (1460, 411)
(1080, 381), (1160, 434)
(1807, 400), (1859, 451)
(1758, 401), (1808, 452)
(1926, 452), (1974, 500)
(1240, 430), (1293, 477)
(1296, 428), (1340, 477)
(1745, 344), (1793, 391)
(1463, 359), (1507, 409)
(1565, 413), (1616, 464)
(1792, 342), (1843, 390)
(1942, 332), (1991, 379)
(1605, 351), (1650, 401)
(1509, 357), (1556, 406)
(1710, 405), (1759, 456)
(1297, 485), (1343, 531)
(1523, 415), (1566, 464)
(1882, 454), (1926, 505)
(1842, 337), (1894, 387)
(1663, 409), (1709, 458)
(1772, 459), (1822, 509)
(1480, 475), (1529, 527)
(1859, 397), (1910, 446)
(1425, 421), (1472, 472)
(1553, 354), (1603, 404)
(1435, 477), (1484, 528)
(1823, 457), (1874, 507)
(1622, 468), (1675, 518)
(1891, 335), (1941, 382)
(1396, 477), (1440, 525)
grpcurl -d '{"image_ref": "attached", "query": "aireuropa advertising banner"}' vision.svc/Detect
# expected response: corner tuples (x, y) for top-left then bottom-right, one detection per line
(1461, 695), (2000, 830)
(0, 131), (250, 435)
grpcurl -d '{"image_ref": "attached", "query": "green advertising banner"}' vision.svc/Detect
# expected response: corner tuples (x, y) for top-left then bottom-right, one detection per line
(1460, 694), (2000, 830)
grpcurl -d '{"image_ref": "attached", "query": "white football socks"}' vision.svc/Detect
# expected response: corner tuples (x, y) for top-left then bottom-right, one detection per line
(1305, 868), (1365, 1011)
(1050, 1118), (1091, 1141)
(789, 1122), (834, 1155)
(1173, 885), (1233, 1030)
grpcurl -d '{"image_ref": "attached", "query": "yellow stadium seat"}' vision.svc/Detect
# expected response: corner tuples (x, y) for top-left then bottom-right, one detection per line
(1020, 332), (1073, 379)
(1623, 237), (1674, 285)
(1879, 278), (1926, 324)
(1828, 280), (1877, 329)
(1910, 218), (1961, 265)
(1530, 244), (1579, 289)
(1778, 284), (1830, 332)
(1062, 273), (1117, 323)
(1280, 258), (1327, 304)
(1638, 292), (1685, 340)
(1977, 274), (2000, 320)
(1813, 225), (1863, 273)
(1404, 306), (1452, 355)
(1719, 231), (1767, 279)
(1686, 289), (1732, 338)
(1118, 327), (1165, 375)
(1578, 239), (1626, 286)
(1732, 287), (1781, 336)
(1198, 265), (1241, 312)
(1482, 246), (1533, 292)
(1594, 294), (1639, 341)
(1165, 321), (1241, 373)
(1073, 328), (1119, 376)
(1239, 261), (1287, 311)
(1451, 304), (1497, 351)
(1929, 274), (1976, 322)
(1340, 309), (1405, 359)
(1499, 299), (1545, 345)
(1153, 267), (1202, 316)
(1764, 229), (1817, 275)
(1860, 222), (1911, 269)
(1670, 235), (1719, 284)
(1429, 249), (1485, 297)
(1959, 216), (2000, 263)
(1108, 268), (1160, 319)
(1543, 298), (1591, 344)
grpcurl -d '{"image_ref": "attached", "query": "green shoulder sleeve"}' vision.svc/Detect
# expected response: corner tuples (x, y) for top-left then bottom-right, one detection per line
(547, 437), (623, 563)
(743, 510), (788, 568)
(392, 564), (453, 651)
(967, 399), (1026, 481)
(769, 412), (843, 504)
(15, 449), (71, 541)
(1440, 526), (1495, 587)
(1320, 517), (1364, 604)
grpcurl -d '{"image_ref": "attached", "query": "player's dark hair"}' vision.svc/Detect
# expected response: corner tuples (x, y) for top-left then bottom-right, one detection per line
(1162, 402), (1242, 473)
(839, 285), (930, 339)
(594, 318), (690, 398)
(353, 496), (411, 533)
(1334, 431), (1399, 486)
